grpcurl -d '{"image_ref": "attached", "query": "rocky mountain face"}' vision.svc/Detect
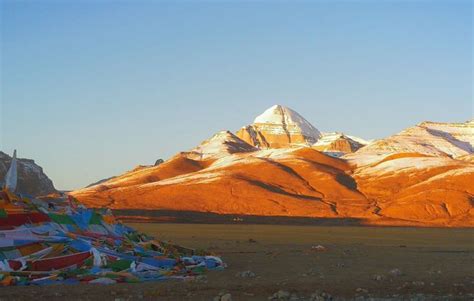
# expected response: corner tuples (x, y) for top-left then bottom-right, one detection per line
(313, 132), (367, 156)
(0, 151), (57, 196)
(236, 105), (367, 155)
(70, 106), (474, 227)
(236, 105), (322, 148)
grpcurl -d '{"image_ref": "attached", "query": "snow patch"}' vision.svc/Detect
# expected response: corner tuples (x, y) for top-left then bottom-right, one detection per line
(143, 171), (224, 186)
(189, 130), (256, 160)
(357, 120), (474, 158)
(357, 156), (462, 176)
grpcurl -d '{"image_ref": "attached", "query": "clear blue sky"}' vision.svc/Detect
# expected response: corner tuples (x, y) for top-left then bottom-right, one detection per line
(1, 0), (472, 190)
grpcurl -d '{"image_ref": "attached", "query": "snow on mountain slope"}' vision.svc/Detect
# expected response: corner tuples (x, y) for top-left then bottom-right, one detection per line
(71, 145), (474, 226)
(313, 132), (367, 156)
(184, 130), (257, 160)
(81, 131), (255, 192)
(421, 120), (474, 147)
(71, 147), (371, 218)
(236, 105), (322, 148)
(352, 153), (474, 226)
(346, 135), (372, 146)
(351, 120), (474, 164)
(236, 105), (370, 156)
(70, 108), (473, 227)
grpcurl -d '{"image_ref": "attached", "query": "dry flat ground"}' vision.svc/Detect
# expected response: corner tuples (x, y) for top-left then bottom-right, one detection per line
(1, 224), (473, 300)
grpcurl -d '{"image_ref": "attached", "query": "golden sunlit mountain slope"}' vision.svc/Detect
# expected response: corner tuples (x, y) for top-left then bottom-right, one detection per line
(71, 106), (473, 227)
(71, 145), (473, 227)
(71, 147), (369, 218)
(352, 153), (473, 226)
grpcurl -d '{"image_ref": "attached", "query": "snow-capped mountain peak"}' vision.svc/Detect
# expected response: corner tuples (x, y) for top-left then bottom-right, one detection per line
(253, 105), (322, 139)
(237, 105), (322, 148)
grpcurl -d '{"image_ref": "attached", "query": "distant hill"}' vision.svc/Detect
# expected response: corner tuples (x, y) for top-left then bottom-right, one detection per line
(0, 151), (57, 196)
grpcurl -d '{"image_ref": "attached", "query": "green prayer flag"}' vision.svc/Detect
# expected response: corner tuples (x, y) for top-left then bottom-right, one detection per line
(48, 213), (75, 224)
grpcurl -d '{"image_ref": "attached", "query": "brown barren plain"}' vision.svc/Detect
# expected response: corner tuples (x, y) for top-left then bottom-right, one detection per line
(1, 223), (473, 300)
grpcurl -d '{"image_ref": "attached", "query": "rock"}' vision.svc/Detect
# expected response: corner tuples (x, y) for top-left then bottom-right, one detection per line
(213, 292), (231, 301)
(269, 290), (291, 300)
(89, 277), (117, 284)
(399, 282), (411, 289)
(412, 281), (425, 287)
(220, 293), (232, 301)
(248, 238), (257, 243)
(289, 293), (299, 301)
(373, 274), (385, 281)
(389, 268), (403, 277)
(311, 245), (327, 252)
(409, 293), (427, 301)
(356, 288), (369, 294)
(195, 275), (208, 283)
(236, 270), (256, 278)
(310, 291), (333, 301)
(305, 268), (319, 276)
(336, 262), (345, 268)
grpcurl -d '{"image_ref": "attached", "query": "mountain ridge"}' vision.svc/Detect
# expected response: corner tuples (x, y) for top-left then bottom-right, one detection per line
(71, 105), (474, 227)
(236, 105), (367, 154)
